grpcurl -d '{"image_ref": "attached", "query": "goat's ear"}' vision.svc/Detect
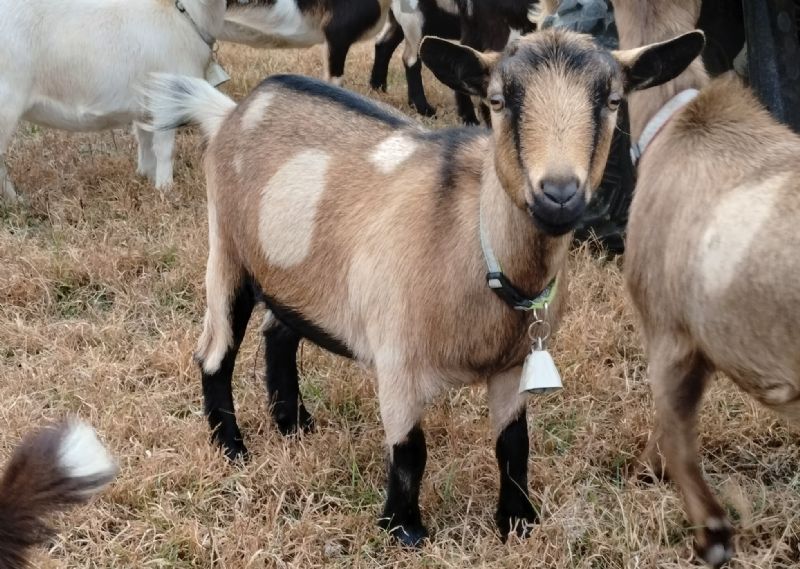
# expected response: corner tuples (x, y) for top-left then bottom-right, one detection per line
(420, 36), (497, 97)
(613, 30), (705, 92)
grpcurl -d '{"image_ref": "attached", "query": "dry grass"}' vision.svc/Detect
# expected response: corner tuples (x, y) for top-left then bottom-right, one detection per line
(1, 42), (799, 568)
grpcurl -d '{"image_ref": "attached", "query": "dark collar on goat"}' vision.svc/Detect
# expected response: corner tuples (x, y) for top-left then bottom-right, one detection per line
(176, 0), (216, 48)
(479, 201), (558, 312)
(630, 89), (699, 165)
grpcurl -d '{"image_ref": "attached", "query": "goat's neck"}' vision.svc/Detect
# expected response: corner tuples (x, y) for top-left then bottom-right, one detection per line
(613, 0), (709, 140)
(479, 155), (569, 299)
(183, 0), (227, 40)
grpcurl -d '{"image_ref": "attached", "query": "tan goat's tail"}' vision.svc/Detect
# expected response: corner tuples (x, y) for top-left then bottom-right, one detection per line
(143, 73), (237, 141)
(0, 420), (117, 569)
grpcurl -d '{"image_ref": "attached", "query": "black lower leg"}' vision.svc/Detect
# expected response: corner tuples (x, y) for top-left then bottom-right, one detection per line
(455, 92), (480, 125)
(495, 409), (538, 539)
(326, 39), (350, 82)
(370, 16), (404, 90)
(200, 282), (254, 461)
(379, 425), (428, 547)
(405, 60), (435, 117)
(264, 321), (313, 435)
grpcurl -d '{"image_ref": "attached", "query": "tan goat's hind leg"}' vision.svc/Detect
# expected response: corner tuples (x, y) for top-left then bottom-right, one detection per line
(195, 221), (254, 461)
(646, 341), (733, 568)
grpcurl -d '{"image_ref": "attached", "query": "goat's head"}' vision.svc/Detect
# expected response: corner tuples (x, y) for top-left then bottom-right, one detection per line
(421, 28), (704, 236)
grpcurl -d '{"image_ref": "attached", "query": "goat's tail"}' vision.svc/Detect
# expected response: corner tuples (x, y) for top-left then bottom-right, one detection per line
(143, 73), (236, 140)
(0, 420), (117, 569)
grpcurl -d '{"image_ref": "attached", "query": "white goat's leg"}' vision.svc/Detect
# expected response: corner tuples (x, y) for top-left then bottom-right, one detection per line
(487, 366), (537, 539)
(0, 95), (23, 201)
(133, 122), (156, 180)
(152, 128), (176, 190)
(375, 362), (428, 547)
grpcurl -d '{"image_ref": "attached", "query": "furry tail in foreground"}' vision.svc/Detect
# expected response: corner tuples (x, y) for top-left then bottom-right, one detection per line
(0, 420), (117, 569)
(142, 73), (236, 140)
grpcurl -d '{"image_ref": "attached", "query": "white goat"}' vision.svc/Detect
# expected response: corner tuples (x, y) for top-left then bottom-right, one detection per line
(0, 0), (226, 199)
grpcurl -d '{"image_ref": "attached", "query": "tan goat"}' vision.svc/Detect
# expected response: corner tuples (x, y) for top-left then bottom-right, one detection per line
(144, 29), (701, 545)
(609, 0), (800, 566)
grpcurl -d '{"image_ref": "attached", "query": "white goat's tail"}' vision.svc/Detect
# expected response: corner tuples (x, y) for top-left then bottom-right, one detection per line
(143, 73), (236, 140)
(0, 420), (117, 569)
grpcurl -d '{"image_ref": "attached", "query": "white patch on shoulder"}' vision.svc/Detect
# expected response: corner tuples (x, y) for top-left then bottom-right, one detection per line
(259, 149), (331, 268)
(697, 174), (786, 295)
(58, 421), (116, 482)
(241, 91), (275, 131)
(370, 133), (418, 174)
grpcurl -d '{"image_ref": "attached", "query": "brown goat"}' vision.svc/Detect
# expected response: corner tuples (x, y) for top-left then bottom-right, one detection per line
(144, 28), (700, 545)
(609, 0), (800, 566)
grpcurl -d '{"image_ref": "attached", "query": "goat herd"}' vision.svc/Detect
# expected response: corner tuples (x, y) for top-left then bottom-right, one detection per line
(1, 0), (799, 567)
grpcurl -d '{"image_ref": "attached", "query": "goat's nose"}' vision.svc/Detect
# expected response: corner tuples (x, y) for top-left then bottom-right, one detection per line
(540, 177), (579, 205)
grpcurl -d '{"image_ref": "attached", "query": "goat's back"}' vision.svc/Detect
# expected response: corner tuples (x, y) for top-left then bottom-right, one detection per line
(626, 76), (800, 408)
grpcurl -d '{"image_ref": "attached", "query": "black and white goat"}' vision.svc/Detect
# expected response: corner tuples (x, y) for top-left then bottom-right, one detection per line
(145, 29), (701, 545)
(370, 0), (537, 122)
(220, 0), (392, 86)
(0, 420), (117, 569)
(0, 0), (228, 199)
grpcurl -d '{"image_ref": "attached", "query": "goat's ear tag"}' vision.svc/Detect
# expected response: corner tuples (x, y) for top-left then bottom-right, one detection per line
(206, 61), (230, 87)
(519, 349), (563, 395)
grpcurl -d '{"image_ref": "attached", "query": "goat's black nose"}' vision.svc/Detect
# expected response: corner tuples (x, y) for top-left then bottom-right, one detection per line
(540, 177), (579, 205)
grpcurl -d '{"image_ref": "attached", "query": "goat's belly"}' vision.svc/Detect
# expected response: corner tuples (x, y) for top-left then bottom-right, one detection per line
(23, 98), (136, 132)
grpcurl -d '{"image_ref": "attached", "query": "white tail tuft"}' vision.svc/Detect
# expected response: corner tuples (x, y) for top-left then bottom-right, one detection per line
(142, 73), (236, 140)
(58, 420), (117, 485)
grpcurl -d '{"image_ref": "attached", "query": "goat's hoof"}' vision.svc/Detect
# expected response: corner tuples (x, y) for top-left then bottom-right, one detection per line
(496, 502), (539, 541)
(213, 434), (249, 463)
(370, 80), (388, 92)
(410, 102), (436, 118)
(695, 518), (734, 568)
(274, 405), (315, 436)
(380, 519), (429, 548)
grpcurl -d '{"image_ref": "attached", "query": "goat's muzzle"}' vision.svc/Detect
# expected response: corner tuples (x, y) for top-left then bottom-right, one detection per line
(529, 176), (586, 236)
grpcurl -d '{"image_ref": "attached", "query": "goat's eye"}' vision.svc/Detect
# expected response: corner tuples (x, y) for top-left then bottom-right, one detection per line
(607, 94), (622, 110)
(489, 94), (505, 112)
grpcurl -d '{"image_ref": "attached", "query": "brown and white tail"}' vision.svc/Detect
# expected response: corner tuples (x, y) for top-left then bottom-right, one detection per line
(0, 420), (117, 569)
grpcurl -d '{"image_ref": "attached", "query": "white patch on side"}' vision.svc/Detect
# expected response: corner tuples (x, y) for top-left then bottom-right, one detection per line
(233, 153), (244, 176)
(58, 421), (116, 481)
(370, 133), (418, 174)
(435, 0), (459, 15)
(259, 149), (331, 268)
(697, 174), (785, 296)
(241, 91), (275, 131)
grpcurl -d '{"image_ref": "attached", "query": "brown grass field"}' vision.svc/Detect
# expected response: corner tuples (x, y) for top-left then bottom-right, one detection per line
(1, 42), (799, 568)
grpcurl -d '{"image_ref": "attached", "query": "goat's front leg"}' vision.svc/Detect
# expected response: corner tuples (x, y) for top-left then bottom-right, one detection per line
(488, 366), (537, 540)
(376, 365), (428, 547)
(644, 338), (733, 568)
(152, 128), (176, 190)
(370, 12), (404, 92)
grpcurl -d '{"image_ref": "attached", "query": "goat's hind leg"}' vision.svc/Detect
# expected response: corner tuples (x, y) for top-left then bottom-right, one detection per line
(262, 316), (314, 435)
(643, 338), (733, 568)
(133, 122), (156, 181)
(371, 11), (404, 91)
(196, 251), (255, 461)
(488, 366), (537, 540)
